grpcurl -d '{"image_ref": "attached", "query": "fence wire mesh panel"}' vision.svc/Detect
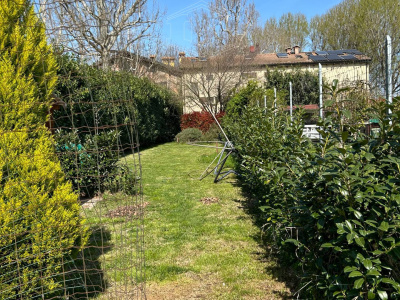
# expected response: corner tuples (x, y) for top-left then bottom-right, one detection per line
(0, 1), (145, 299)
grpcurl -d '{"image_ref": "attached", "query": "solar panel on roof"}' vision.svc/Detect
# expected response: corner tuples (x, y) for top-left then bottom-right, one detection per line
(309, 56), (328, 62)
(277, 53), (288, 58)
(316, 51), (328, 56)
(326, 50), (345, 55)
(340, 54), (357, 60)
(326, 54), (344, 61)
(343, 49), (363, 55)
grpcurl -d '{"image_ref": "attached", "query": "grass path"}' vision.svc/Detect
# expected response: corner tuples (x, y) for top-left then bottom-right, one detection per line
(137, 142), (290, 299)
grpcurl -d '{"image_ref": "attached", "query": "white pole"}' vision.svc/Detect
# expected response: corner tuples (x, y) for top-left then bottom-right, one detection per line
(274, 87), (277, 116)
(319, 63), (323, 119)
(264, 95), (267, 109)
(386, 35), (393, 117)
(289, 82), (293, 123)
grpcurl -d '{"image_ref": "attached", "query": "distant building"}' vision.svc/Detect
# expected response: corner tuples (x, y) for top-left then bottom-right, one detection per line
(109, 47), (371, 114)
(109, 50), (182, 95)
(179, 46), (371, 113)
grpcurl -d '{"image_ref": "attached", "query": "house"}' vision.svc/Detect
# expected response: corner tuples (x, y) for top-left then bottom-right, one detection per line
(109, 50), (182, 95)
(179, 46), (371, 113)
(108, 47), (371, 115)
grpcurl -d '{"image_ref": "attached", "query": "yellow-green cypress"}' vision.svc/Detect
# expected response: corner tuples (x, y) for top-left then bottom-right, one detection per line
(0, 1), (87, 298)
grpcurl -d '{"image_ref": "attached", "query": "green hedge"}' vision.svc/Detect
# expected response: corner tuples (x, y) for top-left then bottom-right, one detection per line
(54, 54), (181, 148)
(224, 85), (400, 298)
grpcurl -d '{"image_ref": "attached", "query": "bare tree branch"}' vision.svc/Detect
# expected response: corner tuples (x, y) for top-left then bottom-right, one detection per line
(43, 0), (162, 68)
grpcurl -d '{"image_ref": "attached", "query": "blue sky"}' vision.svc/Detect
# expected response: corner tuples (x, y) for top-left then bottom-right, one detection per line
(160, 0), (342, 53)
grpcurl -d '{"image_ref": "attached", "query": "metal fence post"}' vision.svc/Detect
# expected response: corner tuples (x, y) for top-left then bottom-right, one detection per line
(386, 35), (393, 118)
(319, 63), (323, 120)
(289, 82), (293, 123)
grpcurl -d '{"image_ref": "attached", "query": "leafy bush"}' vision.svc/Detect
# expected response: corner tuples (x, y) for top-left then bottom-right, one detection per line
(180, 111), (225, 133)
(175, 128), (203, 143)
(264, 67), (319, 105)
(224, 82), (400, 298)
(0, 1), (87, 298)
(53, 54), (181, 147)
(55, 129), (125, 197)
(225, 81), (286, 119)
(202, 123), (221, 141)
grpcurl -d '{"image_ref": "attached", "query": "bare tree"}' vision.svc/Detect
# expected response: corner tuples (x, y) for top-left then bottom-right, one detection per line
(42, 0), (161, 68)
(252, 17), (281, 53)
(191, 0), (259, 56)
(181, 48), (253, 114)
(182, 0), (258, 114)
(253, 13), (309, 53)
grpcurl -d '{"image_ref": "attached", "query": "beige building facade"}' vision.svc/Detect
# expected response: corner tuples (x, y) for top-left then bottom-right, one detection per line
(179, 47), (371, 113)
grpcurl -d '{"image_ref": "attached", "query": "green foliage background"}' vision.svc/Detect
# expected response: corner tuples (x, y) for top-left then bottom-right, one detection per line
(264, 68), (319, 105)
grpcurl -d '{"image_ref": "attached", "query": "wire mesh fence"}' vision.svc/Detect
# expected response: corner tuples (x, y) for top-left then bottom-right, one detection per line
(1, 1), (146, 299)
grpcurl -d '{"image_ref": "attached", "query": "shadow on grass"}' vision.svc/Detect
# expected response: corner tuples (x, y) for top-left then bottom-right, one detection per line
(59, 226), (113, 299)
(231, 180), (299, 298)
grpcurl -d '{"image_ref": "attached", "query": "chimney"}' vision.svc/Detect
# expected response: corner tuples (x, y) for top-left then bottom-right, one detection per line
(293, 45), (300, 55)
(286, 47), (292, 55)
(249, 45), (255, 53)
(161, 56), (175, 67)
(149, 54), (156, 61)
(179, 52), (186, 63)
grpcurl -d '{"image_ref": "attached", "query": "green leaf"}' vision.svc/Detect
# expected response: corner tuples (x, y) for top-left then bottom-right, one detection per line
(357, 253), (366, 261)
(285, 239), (299, 246)
(321, 243), (334, 248)
(378, 221), (389, 232)
(343, 110), (352, 119)
(349, 271), (363, 278)
(344, 266), (358, 273)
(337, 223), (346, 234)
(353, 210), (363, 219)
(354, 278), (365, 289)
(366, 269), (381, 276)
(377, 290), (388, 300)
(347, 232), (356, 244)
(365, 152), (375, 161)
(368, 291), (376, 299)
(363, 259), (373, 270)
(356, 237), (366, 248)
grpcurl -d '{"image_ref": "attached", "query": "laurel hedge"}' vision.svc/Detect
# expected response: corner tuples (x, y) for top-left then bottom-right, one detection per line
(224, 82), (400, 298)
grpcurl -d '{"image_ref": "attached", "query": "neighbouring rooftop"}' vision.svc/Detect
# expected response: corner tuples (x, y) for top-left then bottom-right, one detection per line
(179, 46), (371, 70)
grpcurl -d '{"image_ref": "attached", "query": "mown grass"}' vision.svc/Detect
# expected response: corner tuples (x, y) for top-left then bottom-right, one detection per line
(80, 142), (291, 299)
(130, 142), (290, 299)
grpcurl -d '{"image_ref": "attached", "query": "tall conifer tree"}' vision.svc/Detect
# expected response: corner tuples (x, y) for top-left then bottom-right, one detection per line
(0, 1), (87, 298)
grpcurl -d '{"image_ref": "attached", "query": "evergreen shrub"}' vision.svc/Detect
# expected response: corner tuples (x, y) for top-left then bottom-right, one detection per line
(0, 1), (87, 298)
(224, 81), (400, 298)
(175, 128), (203, 143)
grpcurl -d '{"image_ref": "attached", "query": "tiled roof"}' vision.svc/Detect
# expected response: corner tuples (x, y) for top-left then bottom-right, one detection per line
(180, 49), (371, 70)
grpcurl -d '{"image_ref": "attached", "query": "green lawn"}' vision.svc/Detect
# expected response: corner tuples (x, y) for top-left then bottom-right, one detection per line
(130, 142), (290, 299)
